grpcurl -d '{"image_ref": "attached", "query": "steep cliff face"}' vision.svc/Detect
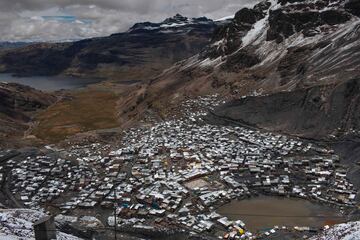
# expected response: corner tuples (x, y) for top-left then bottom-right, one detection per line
(197, 0), (360, 88)
(202, 1), (271, 58)
(345, 0), (360, 17)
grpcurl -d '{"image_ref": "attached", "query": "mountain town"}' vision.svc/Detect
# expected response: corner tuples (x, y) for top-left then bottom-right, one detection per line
(0, 0), (360, 239)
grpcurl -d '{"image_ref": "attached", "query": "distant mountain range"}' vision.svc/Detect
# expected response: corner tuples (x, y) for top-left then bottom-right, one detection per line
(0, 42), (33, 50)
(0, 14), (221, 80)
(128, 14), (216, 33)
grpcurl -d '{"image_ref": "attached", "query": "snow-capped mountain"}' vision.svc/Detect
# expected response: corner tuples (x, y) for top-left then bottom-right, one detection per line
(0, 14), (219, 80)
(128, 14), (218, 34)
(194, 0), (360, 89)
(119, 0), (360, 140)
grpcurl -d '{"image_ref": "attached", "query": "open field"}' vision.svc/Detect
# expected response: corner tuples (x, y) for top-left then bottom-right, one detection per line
(32, 88), (120, 142)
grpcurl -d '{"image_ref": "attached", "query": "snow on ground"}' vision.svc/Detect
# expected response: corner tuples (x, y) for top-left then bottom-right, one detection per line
(241, 15), (268, 47)
(0, 209), (82, 240)
(215, 15), (234, 21)
(253, 18), (360, 68)
(311, 221), (360, 240)
(57, 232), (83, 240)
(241, 0), (279, 48)
(0, 209), (45, 239)
(198, 56), (223, 68)
(160, 22), (188, 28)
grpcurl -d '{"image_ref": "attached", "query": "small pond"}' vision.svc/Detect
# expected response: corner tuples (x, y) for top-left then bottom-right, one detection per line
(218, 196), (345, 232)
(0, 73), (103, 91)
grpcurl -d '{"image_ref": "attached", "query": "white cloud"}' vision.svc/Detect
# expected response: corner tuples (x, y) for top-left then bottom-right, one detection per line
(0, 0), (260, 42)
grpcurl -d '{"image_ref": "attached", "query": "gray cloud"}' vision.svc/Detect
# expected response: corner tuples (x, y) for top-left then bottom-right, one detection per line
(0, 0), (259, 42)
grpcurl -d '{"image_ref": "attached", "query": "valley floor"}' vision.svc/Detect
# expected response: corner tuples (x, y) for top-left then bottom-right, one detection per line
(0, 95), (359, 240)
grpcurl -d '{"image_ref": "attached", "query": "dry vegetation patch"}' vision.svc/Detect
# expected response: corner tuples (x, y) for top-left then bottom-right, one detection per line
(32, 89), (120, 142)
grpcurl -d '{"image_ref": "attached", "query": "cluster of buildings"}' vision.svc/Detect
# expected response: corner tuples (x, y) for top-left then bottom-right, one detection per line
(1, 95), (358, 239)
(7, 155), (95, 209)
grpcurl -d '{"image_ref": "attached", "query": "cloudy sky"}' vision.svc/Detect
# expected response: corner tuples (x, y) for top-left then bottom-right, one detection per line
(1, 0), (257, 42)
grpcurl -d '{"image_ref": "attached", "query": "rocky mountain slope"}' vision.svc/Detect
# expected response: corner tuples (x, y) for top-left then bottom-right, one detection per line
(118, 0), (360, 139)
(0, 14), (218, 81)
(0, 83), (55, 145)
(208, 78), (360, 139)
(1, 0), (359, 142)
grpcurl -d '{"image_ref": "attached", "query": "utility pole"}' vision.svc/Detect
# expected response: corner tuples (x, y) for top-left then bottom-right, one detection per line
(113, 185), (117, 240)
(33, 216), (57, 240)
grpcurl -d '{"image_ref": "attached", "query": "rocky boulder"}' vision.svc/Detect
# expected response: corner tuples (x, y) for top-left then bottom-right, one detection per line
(267, 8), (351, 42)
(221, 50), (261, 72)
(345, 0), (360, 17)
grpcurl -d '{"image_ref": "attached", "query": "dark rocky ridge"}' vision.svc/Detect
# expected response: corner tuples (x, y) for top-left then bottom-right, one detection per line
(221, 50), (261, 72)
(0, 14), (218, 80)
(128, 14), (215, 34)
(345, 0), (360, 17)
(203, 1), (271, 58)
(264, 0), (354, 42)
(267, 8), (351, 43)
(209, 78), (360, 139)
(0, 43), (79, 76)
(202, 0), (356, 60)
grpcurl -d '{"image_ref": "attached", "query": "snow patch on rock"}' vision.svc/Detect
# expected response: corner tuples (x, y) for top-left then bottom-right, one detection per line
(311, 221), (360, 240)
(0, 209), (82, 240)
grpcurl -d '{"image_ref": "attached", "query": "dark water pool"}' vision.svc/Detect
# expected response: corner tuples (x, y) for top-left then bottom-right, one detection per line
(218, 196), (345, 232)
(0, 73), (102, 91)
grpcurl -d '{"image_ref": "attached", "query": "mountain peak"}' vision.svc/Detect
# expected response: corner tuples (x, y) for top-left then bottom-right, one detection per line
(163, 13), (189, 24)
(128, 14), (215, 33)
(174, 13), (185, 18)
